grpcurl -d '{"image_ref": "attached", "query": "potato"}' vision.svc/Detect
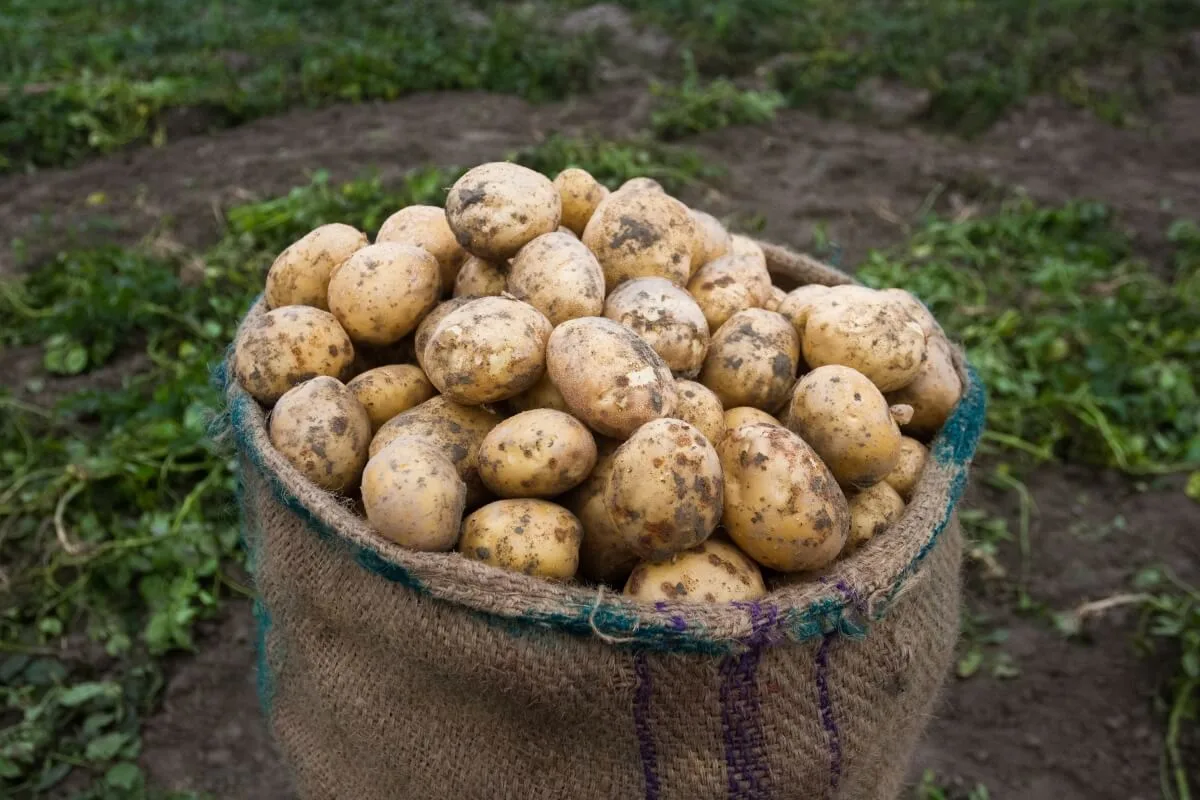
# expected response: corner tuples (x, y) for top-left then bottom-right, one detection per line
(554, 168), (608, 235)
(453, 255), (507, 298)
(671, 380), (726, 445)
(327, 243), (440, 346)
(765, 285), (786, 312)
(803, 291), (927, 392)
(727, 236), (774, 305)
(268, 377), (371, 492)
(233, 305), (355, 405)
(508, 232), (605, 324)
(723, 406), (780, 434)
(885, 334), (963, 438)
(885, 436), (928, 501)
(346, 364), (436, 432)
(689, 210), (732, 273)
(414, 296), (475, 373)
(557, 226), (579, 239)
(546, 317), (678, 438)
(605, 418), (723, 561)
(603, 278), (709, 377)
(507, 371), (571, 414)
(370, 395), (501, 507)
(687, 256), (762, 332)
(477, 409), (597, 498)
(264, 223), (368, 311)
(564, 441), (638, 584)
(846, 481), (905, 553)
(718, 422), (850, 572)
(699, 309), (800, 412)
(582, 188), (695, 291)
(787, 365), (902, 488)
(459, 499), (582, 579)
(375, 205), (466, 290)
(616, 177), (663, 195)
(423, 296), (553, 404)
(353, 337), (418, 372)
(362, 437), (466, 551)
(624, 537), (765, 603)
(445, 163), (561, 261)
(880, 288), (939, 338)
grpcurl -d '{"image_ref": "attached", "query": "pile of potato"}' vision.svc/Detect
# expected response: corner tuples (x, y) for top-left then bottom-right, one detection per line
(233, 161), (963, 603)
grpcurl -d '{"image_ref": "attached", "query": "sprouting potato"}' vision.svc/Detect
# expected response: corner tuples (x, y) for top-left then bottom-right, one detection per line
(777, 284), (832, 334)
(423, 296), (553, 404)
(508, 232), (606, 324)
(582, 188), (695, 291)
(885, 333), (963, 439)
(375, 205), (467, 290)
(453, 255), (507, 298)
(507, 371), (571, 415)
(699, 309), (800, 412)
(327, 242), (440, 346)
(554, 168), (609, 235)
(233, 305), (355, 405)
(445, 163), (561, 261)
(845, 481), (906, 554)
(765, 286), (786, 312)
(546, 317), (678, 439)
(603, 277), (709, 377)
(624, 537), (765, 603)
(723, 406), (781, 434)
(689, 210), (732, 273)
(605, 418), (723, 560)
(459, 499), (582, 579)
(671, 380), (726, 445)
(803, 290), (928, 392)
(269, 376), (372, 492)
(564, 440), (638, 584)
(362, 437), (466, 551)
(477, 409), (598, 498)
(414, 296), (475, 373)
(884, 436), (928, 501)
(264, 223), (368, 311)
(346, 364), (436, 432)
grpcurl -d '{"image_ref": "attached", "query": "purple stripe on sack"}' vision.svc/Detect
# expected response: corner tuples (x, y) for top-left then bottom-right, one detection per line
(632, 651), (661, 800)
(815, 633), (843, 795)
(719, 603), (777, 799)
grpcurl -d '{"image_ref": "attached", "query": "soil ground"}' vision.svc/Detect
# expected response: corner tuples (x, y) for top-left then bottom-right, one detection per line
(3, 86), (1199, 798)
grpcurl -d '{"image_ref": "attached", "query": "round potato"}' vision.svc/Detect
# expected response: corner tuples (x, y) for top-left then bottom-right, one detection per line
(546, 317), (678, 438)
(557, 226), (579, 238)
(327, 242), (440, 345)
(880, 288), (940, 338)
(506, 371), (571, 414)
(264, 223), (368, 311)
(787, 365), (902, 488)
(718, 423), (850, 572)
(554, 168), (609, 235)
(885, 334), (963, 438)
(723, 406), (780, 434)
(423, 296), (553, 404)
(269, 377), (371, 492)
(362, 437), (466, 551)
(885, 436), (928, 501)
(624, 537), (765, 603)
(582, 189), (695, 291)
(233, 305), (355, 405)
(687, 256), (762, 332)
(727, 236), (774, 305)
(375, 205), (466, 290)
(690, 210), (732, 273)
(846, 481), (905, 553)
(477, 409), (598, 498)
(453, 255), (507, 298)
(803, 291), (927, 392)
(459, 499), (582, 579)
(605, 418), (723, 561)
(699, 309), (800, 412)
(445, 163), (561, 261)
(603, 278), (709, 377)
(508, 232), (605, 324)
(564, 441), (638, 584)
(765, 285), (786, 313)
(414, 296), (475, 373)
(346, 364), (435, 432)
(616, 177), (663, 195)
(671, 380), (726, 445)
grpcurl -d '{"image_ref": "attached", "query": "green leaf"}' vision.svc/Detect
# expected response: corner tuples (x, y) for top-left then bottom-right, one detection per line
(105, 761), (142, 790)
(59, 681), (115, 707)
(34, 761), (72, 791)
(85, 731), (130, 762)
(956, 647), (983, 679)
(1186, 471), (1200, 502)
(0, 758), (21, 778)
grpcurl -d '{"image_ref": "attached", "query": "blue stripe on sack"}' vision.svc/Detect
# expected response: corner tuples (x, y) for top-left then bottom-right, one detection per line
(814, 633), (843, 796)
(719, 604), (777, 799)
(632, 651), (661, 800)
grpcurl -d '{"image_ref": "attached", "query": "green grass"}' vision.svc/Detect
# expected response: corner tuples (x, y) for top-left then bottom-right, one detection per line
(649, 53), (784, 139)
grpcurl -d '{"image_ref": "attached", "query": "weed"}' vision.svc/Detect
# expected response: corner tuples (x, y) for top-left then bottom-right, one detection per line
(914, 769), (990, 800)
(650, 52), (783, 139)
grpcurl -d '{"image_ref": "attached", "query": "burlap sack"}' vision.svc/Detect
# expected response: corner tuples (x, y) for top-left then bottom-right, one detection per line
(221, 242), (985, 800)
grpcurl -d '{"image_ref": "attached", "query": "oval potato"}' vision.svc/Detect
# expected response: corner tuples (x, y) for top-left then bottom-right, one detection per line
(777, 284), (832, 334)
(624, 537), (765, 603)
(414, 296), (475, 373)
(453, 255), (507, 298)
(554, 168), (609, 235)
(765, 285), (786, 312)
(723, 406), (780, 434)
(477, 409), (598, 498)
(699, 309), (800, 412)
(233, 305), (355, 405)
(459, 499), (582, 579)
(846, 481), (905, 553)
(346, 364), (436, 432)
(687, 256), (762, 332)
(885, 436), (928, 501)
(671, 380), (726, 445)
(264, 223), (367, 311)
(564, 441), (638, 584)
(689, 210), (732, 274)
(508, 232), (606, 325)
(582, 189), (694, 291)
(445, 163), (561, 261)
(506, 371), (571, 414)
(727, 236), (773, 306)
(269, 377), (372, 492)
(362, 437), (466, 551)
(880, 287), (940, 338)
(375, 205), (466, 290)
(603, 277), (709, 377)
(327, 242), (440, 345)
(803, 292), (927, 392)
(616, 177), (664, 195)
(885, 334), (963, 438)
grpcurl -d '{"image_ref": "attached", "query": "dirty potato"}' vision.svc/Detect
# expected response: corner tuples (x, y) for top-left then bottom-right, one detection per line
(718, 422), (850, 572)
(445, 162), (561, 261)
(477, 409), (598, 498)
(453, 255), (507, 298)
(616, 177), (664, 195)
(777, 284), (832, 334)
(687, 256), (763, 332)
(880, 287), (940, 338)
(508, 232), (606, 324)
(233, 305), (355, 405)
(803, 290), (928, 392)
(264, 223), (368, 311)
(603, 277), (709, 377)
(268, 377), (371, 492)
(362, 437), (466, 551)
(605, 418), (723, 560)
(375, 205), (466, 290)
(765, 286), (786, 312)
(546, 317), (678, 438)
(671, 380), (726, 445)
(885, 334), (963, 439)
(346, 364), (436, 432)
(884, 436), (928, 501)
(506, 371), (571, 414)
(846, 481), (906, 553)
(689, 210), (732, 273)
(723, 406), (780, 434)
(582, 188), (695, 291)
(563, 440), (638, 584)
(423, 296), (553, 404)
(459, 499), (582, 579)
(699, 309), (800, 412)
(624, 537), (765, 603)
(414, 296), (475, 373)
(554, 168), (609, 235)
(327, 242), (440, 345)
(727, 236), (773, 305)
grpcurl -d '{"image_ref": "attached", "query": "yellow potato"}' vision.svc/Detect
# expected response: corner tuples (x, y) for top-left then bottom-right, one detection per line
(546, 317), (678, 438)
(327, 242), (440, 345)
(686, 256), (762, 332)
(362, 437), (466, 551)
(718, 422), (849, 572)
(506, 371), (571, 414)
(346, 364), (436, 432)
(671, 380), (726, 445)
(624, 537), (765, 603)
(777, 284), (832, 334)
(564, 441), (638, 584)
(477, 409), (598, 498)
(459, 499), (582, 579)
(803, 291), (928, 392)
(699, 309), (800, 412)
(787, 365), (903, 488)
(554, 168), (609, 235)
(452, 255), (507, 298)
(603, 277), (709, 377)
(414, 296), (474, 373)
(845, 481), (905, 553)
(765, 285), (786, 312)
(885, 333), (963, 439)
(726, 236), (773, 305)
(557, 226), (579, 239)
(723, 406), (780, 434)
(616, 177), (664, 194)
(880, 288), (940, 338)
(582, 188), (695, 291)
(268, 377), (372, 492)
(508, 231), (606, 325)
(375, 205), (466, 290)
(445, 162), (561, 261)
(605, 418), (723, 560)
(233, 305), (355, 405)
(885, 436), (928, 501)
(423, 296), (553, 404)
(264, 223), (368, 311)
(689, 210), (732, 273)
